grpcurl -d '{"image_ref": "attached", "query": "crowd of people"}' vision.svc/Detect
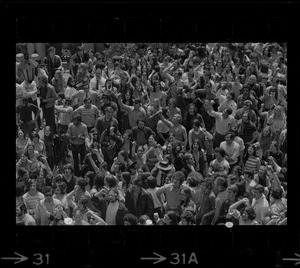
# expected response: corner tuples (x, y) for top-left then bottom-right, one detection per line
(15, 42), (287, 225)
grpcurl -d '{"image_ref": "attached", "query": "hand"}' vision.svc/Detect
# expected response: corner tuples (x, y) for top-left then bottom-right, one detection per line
(242, 197), (249, 203)
(74, 185), (80, 192)
(86, 153), (92, 158)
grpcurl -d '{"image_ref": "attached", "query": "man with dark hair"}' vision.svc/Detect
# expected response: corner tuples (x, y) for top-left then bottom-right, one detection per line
(35, 186), (61, 225)
(208, 147), (230, 177)
(16, 202), (36, 225)
(94, 106), (118, 135)
(125, 177), (155, 221)
(235, 100), (257, 125)
(236, 84), (258, 110)
(43, 46), (62, 83)
(117, 94), (146, 128)
(66, 114), (88, 176)
(131, 119), (156, 147)
(70, 46), (84, 77)
(220, 132), (240, 171)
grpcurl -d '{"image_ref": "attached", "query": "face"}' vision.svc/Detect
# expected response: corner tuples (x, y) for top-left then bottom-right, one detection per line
(30, 183), (37, 191)
(242, 113), (248, 122)
(169, 134), (175, 143)
(18, 130), (24, 137)
(44, 191), (53, 202)
(108, 190), (117, 203)
(163, 214), (172, 224)
(243, 88), (250, 96)
(226, 93), (232, 100)
(64, 167), (72, 175)
(148, 136), (155, 144)
(105, 109), (113, 119)
(137, 147), (144, 156)
(171, 173), (182, 187)
(27, 145), (34, 154)
(125, 92), (131, 100)
(167, 144), (172, 152)
(54, 187), (61, 195)
(180, 190), (188, 201)
(225, 135), (232, 145)
(252, 189), (261, 200)
(258, 167), (265, 176)
(189, 106), (195, 114)
(132, 184), (141, 194)
(192, 142), (199, 150)
(226, 188), (235, 201)
(74, 213), (83, 222)
(270, 143), (276, 151)
(44, 127), (51, 136)
(138, 121), (145, 129)
(241, 210), (249, 221)
(248, 146), (254, 155)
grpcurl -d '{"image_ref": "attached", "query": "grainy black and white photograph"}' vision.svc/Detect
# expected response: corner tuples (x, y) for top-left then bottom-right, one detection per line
(15, 42), (287, 226)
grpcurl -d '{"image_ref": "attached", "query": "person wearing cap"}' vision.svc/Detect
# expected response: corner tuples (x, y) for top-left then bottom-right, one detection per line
(125, 177), (155, 221)
(117, 93), (146, 129)
(150, 159), (174, 187)
(43, 46), (62, 83)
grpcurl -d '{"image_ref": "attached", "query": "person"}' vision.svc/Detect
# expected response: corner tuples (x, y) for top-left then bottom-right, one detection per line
(179, 188), (196, 216)
(123, 213), (139, 225)
(162, 211), (178, 225)
(179, 211), (195, 225)
(117, 94), (146, 129)
(267, 105), (286, 143)
(190, 139), (208, 177)
(236, 112), (257, 146)
(94, 106), (118, 136)
(263, 141), (284, 167)
(151, 159), (175, 187)
(16, 202), (37, 225)
(43, 46), (62, 83)
(251, 184), (269, 224)
(35, 186), (62, 225)
(181, 153), (196, 178)
(89, 64), (107, 92)
(236, 84), (258, 111)
(188, 119), (213, 152)
(95, 188), (129, 225)
(131, 120), (156, 148)
(183, 103), (204, 133)
(143, 135), (163, 172)
(211, 176), (228, 225)
(29, 130), (46, 156)
(64, 76), (78, 107)
(73, 97), (99, 133)
(156, 171), (188, 217)
(218, 91), (237, 117)
(146, 176), (165, 218)
(53, 182), (69, 214)
(16, 97), (41, 138)
(228, 198), (259, 225)
(51, 69), (64, 94)
(66, 114), (88, 176)
(16, 129), (29, 159)
(71, 83), (101, 108)
(55, 97), (74, 135)
(82, 141), (104, 175)
(235, 100), (257, 125)
(207, 104), (236, 149)
(42, 126), (55, 170)
(243, 144), (260, 173)
(71, 210), (90, 225)
(208, 147), (230, 177)
(220, 132), (240, 171)
(125, 177), (155, 221)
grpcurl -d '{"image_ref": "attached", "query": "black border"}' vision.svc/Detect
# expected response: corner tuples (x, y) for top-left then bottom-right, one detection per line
(2, 1), (300, 268)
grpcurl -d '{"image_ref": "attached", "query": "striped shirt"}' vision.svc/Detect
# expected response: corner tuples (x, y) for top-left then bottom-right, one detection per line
(22, 192), (45, 210)
(244, 156), (259, 173)
(74, 105), (99, 127)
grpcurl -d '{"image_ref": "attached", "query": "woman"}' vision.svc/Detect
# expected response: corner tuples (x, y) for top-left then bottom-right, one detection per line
(228, 198), (259, 225)
(179, 188), (196, 216)
(85, 128), (101, 153)
(53, 182), (69, 214)
(243, 144), (260, 174)
(263, 141), (284, 167)
(16, 129), (29, 159)
(82, 141), (104, 175)
(51, 69), (64, 94)
(29, 131), (46, 156)
(190, 139), (208, 177)
(168, 98), (182, 118)
(241, 66), (252, 85)
(149, 75), (167, 107)
(64, 76), (78, 108)
(24, 142), (48, 174)
(257, 126), (272, 156)
(261, 86), (279, 111)
(144, 135), (163, 172)
(267, 105), (286, 142)
(120, 130), (133, 159)
(183, 103), (204, 133)
(156, 108), (170, 146)
(42, 126), (55, 171)
(100, 121), (122, 169)
(181, 153), (196, 178)
(71, 210), (90, 225)
(120, 90), (133, 133)
(132, 143), (148, 172)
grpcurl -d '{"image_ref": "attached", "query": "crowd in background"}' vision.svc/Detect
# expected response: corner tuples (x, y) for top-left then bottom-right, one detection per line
(16, 42), (287, 225)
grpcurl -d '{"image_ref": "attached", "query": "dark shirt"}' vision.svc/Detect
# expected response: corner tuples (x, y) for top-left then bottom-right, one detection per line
(17, 103), (38, 123)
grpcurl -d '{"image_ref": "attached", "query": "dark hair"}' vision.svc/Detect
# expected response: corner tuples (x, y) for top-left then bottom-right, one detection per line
(180, 211), (195, 224)
(215, 176), (228, 190)
(67, 76), (74, 87)
(121, 172), (131, 188)
(132, 177), (143, 187)
(72, 114), (82, 123)
(229, 91), (235, 100)
(105, 174), (118, 188)
(47, 46), (55, 53)
(30, 130), (40, 140)
(17, 167), (28, 178)
(138, 214), (151, 225)
(225, 132), (235, 140)
(78, 195), (89, 208)
(166, 211), (178, 225)
(63, 163), (74, 174)
(123, 213), (138, 225)
(17, 202), (28, 214)
(82, 52), (90, 63)
(243, 206), (256, 221)
(271, 187), (283, 200)
(192, 119), (201, 128)
(93, 173), (105, 190)
(253, 184), (264, 193)
(146, 176), (157, 189)
(214, 147), (226, 158)
(76, 178), (87, 190)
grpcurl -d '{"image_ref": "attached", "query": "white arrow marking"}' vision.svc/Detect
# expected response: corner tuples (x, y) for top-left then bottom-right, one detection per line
(283, 253), (300, 265)
(1, 252), (28, 264)
(141, 252), (167, 264)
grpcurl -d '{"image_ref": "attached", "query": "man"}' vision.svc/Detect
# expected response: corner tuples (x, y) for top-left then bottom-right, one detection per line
(94, 106), (118, 135)
(188, 119), (213, 151)
(55, 97), (74, 135)
(208, 147), (230, 177)
(55, 164), (79, 194)
(125, 177), (155, 221)
(156, 171), (189, 217)
(236, 84), (258, 110)
(220, 132), (240, 170)
(131, 120), (156, 147)
(70, 46), (84, 78)
(73, 97), (99, 133)
(207, 102), (236, 149)
(117, 95), (146, 129)
(236, 112), (257, 146)
(35, 186), (62, 225)
(71, 83), (101, 108)
(211, 176), (228, 225)
(89, 63), (107, 93)
(101, 188), (129, 225)
(98, 93), (118, 117)
(66, 114), (88, 176)
(38, 75), (58, 132)
(16, 202), (36, 225)
(43, 46), (62, 83)
(235, 100), (257, 125)
(16, 97), (41, 138)
(251, 184), (269, 224)
(17, 53), (37, 84)
(199, 99), (216, 135)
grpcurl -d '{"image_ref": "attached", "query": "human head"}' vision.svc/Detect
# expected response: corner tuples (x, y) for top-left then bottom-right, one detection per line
(180, 211), (195, 225)
(170, 171), (185, 188)
(192, 119), (201, 131)
(137, 120), (145, 130)
(214, 147), (226, 160)
(226, 184), (239, 202)
(225, 132), (235, 146)
(108, 188), (119, 203)
(132, 177), (143, 194)
(252, 184), (264, 200)
(43, 186), (53, 202)
(123, 214), (138, 225)
(222, 107), (232, 119)
(214, 176), (228, 192)
(163, 211), (178, 225)
(146, 176), (157, 189)
(183, 153), (195, 166)
(242, 85), (251, 97)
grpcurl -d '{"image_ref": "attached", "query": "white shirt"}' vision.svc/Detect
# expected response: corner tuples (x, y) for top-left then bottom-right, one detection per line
(105, 201), (119, 225)
(19, 81), (38, 101)
(220, 141), (240, 165)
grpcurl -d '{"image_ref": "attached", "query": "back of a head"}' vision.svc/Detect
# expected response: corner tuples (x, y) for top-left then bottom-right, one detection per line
(146, 176), (157, 189)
